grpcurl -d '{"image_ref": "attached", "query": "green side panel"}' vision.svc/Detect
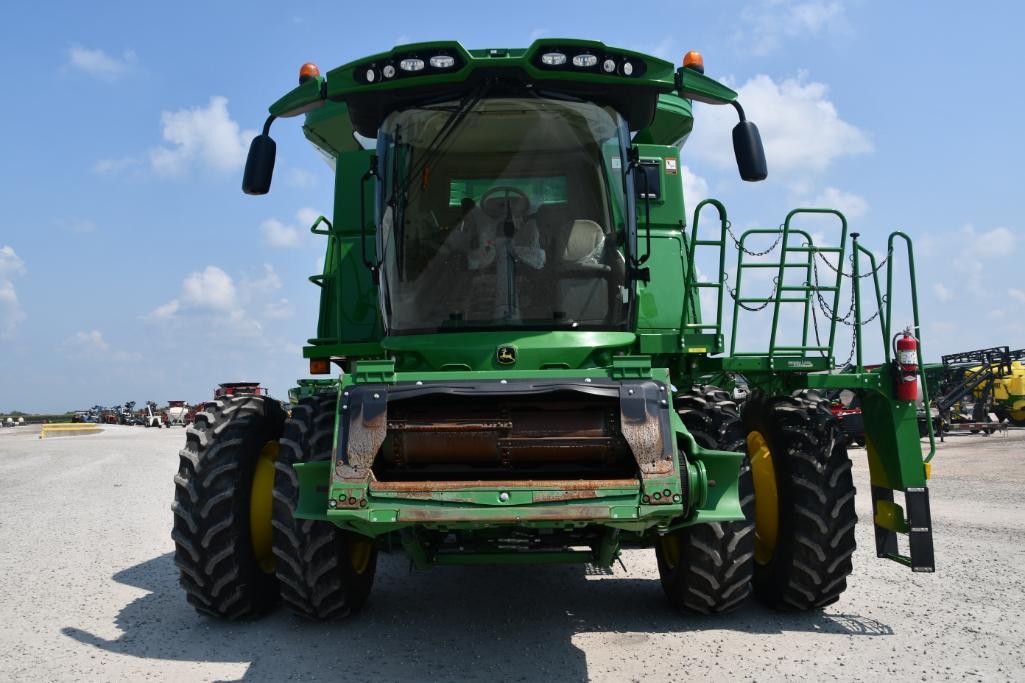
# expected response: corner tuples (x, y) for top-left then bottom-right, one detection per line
(382, 331), (635, 372)
(633, 94), (694, 147)
(294, 460), (332, 519)
(307, 149), (381, 352)
(860, 370), (928, 491)
(633, 143), (691, 335)
(303, 101), (362, 157)
(636, 231), (685, 334)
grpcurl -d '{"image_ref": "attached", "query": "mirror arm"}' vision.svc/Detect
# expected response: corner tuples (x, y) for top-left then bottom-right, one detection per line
(261, 114), (277, 136)
(730, 100), (747, 122)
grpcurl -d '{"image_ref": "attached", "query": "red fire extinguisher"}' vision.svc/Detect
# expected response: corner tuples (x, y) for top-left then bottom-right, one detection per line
(893, 327), (919, 401)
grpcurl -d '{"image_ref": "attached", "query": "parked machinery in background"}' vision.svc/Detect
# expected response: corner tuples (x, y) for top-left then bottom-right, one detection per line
(143, 401), (164, 428)
(213, 382), (269, 399)
(932, 347), (1019, 434)
(166, 400), (190, 427)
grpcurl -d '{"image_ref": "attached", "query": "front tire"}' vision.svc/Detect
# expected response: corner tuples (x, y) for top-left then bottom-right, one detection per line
(742, 390), (858, 611)
(272, 392), (377, 620)
(172, 395), (286, 619)
(657, 385), (756, 615)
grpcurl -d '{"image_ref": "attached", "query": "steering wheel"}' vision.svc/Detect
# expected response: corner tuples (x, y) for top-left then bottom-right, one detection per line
(479, 185), (531, 219)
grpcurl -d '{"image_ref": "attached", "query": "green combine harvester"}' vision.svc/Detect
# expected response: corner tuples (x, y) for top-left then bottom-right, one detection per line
(172, 39), (936, 620)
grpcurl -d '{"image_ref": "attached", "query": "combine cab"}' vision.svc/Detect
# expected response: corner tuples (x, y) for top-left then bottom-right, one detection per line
(173, 40), (936, 621)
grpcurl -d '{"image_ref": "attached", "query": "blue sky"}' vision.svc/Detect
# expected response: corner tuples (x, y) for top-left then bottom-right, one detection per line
(1, 1), (1022, 412)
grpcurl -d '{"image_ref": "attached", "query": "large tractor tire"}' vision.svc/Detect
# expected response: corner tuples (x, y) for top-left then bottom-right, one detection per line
(742, 389), (858, 611)
(272, 392), (377, 620)
(657, 385), (756, 615)
(172, 394), (286, 619)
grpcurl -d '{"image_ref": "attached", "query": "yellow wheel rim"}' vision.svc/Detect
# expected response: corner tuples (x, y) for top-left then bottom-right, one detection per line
(1010, 400), (1025, 423)
(747, 430), (779, 565)
(659, 534), (681, 570)
(250, 440), (279, 574)
(349, 538), (374, 575)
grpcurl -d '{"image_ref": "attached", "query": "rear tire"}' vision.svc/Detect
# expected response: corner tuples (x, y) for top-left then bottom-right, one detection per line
(272, 392), (377, 620)
(742, 389), (858, 611)
(172, 395), (286, 619)
(657, 385), (755, 615)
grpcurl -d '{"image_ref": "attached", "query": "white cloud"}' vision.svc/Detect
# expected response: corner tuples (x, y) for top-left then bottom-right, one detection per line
(807, 187), (868, 219)
(145, 300), (180, 320)
(63, 329), (141, 362)
(0, 246), (27, 338)
(146, 264), (288, 331)
(261, 218), (302, 248)
(1008, 288), (1025, 304)
(150, 96), (254, 176)
(934, 283), (953, 303)
(261, 208), (323, 248)
(682, 166), (709, 217)
(66, 330), (109, 353)
(961, 225), (1015, 259)
(737, 1), (850, 56)
(67, 46), (137, 81)
(687, 73), (872, 175)
(181, 266), (237, 311)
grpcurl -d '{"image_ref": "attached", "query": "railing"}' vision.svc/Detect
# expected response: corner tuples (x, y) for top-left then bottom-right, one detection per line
(682, 203), (935, 459)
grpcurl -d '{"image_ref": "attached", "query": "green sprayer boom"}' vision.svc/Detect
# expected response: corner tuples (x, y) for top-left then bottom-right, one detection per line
(173, 39), (935, 621)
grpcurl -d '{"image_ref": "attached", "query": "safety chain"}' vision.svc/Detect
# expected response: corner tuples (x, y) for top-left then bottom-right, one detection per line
(727, 276), (778, 312)
(816, 246), (893, 279)
(725, 220), (784, 257)
(809, 251), (884, 366)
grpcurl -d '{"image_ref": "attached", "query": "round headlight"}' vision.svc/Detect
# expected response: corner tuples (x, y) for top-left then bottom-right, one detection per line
(541, 52), (567, 66)
(572, 54), (598, 68)
(429, 55), (456, 69)
(400, 58), (425, 72)
(602, 59), (616, 73)
(382, 64), (396, 78)
(365, 68), (376, 83)
(622, 61), (634, 76)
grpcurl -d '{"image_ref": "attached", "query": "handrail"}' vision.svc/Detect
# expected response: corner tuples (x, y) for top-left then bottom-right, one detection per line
(729, 227), (815, 356)
(682, 199), (729, 339)
(774, 209), (848, 359)
(886, 231), (936, 463)
(309, 215), (333, 235)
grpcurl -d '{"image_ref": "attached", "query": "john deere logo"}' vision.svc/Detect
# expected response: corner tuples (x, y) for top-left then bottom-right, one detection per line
(496, 346), (517, 365)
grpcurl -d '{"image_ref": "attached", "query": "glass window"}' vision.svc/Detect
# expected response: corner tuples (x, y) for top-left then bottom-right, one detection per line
(377, 97), (630, 334)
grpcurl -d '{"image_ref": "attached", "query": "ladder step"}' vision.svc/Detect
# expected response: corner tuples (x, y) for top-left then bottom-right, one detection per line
(694, 240), (722, 246)
(788, 246), (842, 253)
(741, 262), (808, 268)
(772, 345), (830, 351)
(737, 297), (808, 303)
(779, 285), (838, 292)
(693, 282), (720, 288)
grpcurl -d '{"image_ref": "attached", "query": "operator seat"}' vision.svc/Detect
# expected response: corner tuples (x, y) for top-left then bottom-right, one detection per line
(557, 220), (618, 322)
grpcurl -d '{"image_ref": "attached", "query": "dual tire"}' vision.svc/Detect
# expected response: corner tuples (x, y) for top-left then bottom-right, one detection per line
(171, 392), (376, 620)
(659, 386), (858, 614)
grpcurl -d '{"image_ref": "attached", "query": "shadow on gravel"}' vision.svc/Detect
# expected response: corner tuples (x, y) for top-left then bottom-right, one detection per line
(63, 552), (892, 681)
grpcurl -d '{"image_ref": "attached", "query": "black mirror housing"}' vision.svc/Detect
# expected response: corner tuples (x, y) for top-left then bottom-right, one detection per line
(732, 121), (768, 182)
(242, 134), (276, 195)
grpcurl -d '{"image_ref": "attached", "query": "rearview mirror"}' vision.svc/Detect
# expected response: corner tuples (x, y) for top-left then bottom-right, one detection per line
(242, 134), (276, 195)
(732, 121), (767, 182)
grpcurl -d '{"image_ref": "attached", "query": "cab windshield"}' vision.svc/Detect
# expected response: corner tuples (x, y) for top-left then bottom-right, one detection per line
(377, 96), (631, 334)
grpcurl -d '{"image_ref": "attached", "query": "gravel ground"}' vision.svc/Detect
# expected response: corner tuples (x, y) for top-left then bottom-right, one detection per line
(1, 424), (1023, 681)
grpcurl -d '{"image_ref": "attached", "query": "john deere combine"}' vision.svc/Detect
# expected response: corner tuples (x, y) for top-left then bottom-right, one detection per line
(173, 40), (936, 621)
